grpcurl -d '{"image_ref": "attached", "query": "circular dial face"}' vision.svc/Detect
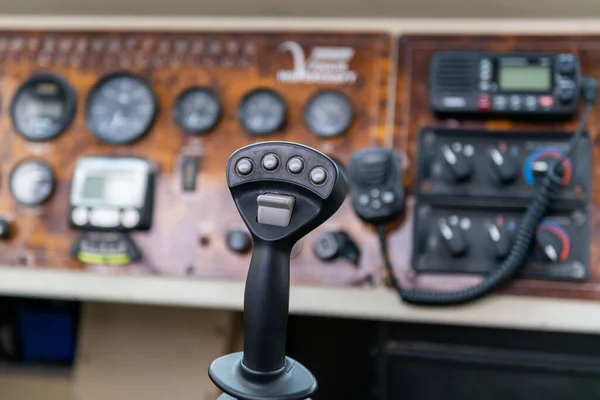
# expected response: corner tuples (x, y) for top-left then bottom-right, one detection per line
(86, 73), (157, 144)
(11, 74), (76, 141)
(10, 159), (55, 206)
(304, 91), (354, 138)
(173, 88), (221, 134)
(238, 89), (286, 135)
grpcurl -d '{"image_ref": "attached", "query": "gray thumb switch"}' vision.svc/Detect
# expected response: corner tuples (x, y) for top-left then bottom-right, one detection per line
(257, 194), (296, 227)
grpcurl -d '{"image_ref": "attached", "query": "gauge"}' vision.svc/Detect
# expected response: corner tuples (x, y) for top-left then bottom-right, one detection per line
(238, 89), (286, 135)
(85, 73), (157, 144)
(304, 90), (354, 138)
(173, 87), (221, 134)
(10, 74), (76, 141)
(10, 159), (55, 207)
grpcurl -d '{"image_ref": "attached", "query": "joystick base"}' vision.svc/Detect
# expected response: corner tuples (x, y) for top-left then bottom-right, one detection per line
(209, 352), (317, 400)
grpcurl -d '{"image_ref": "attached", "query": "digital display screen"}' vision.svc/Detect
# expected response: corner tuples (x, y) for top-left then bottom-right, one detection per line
(80, 173), (140, 207)
(498, 65), (551, 92)
(27, 100), (64, 119)
(82, 177), (106, 200)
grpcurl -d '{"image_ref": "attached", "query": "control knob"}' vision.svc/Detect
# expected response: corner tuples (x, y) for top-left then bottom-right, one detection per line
(441, 145), (473, 181)
(313, 231), (360, 265)
(557, 53), (576, 75)
(226, 229), (252, 254)
(534, 221), (570, 263)
(489, 147), (518, 184)
(0, 219), (11, 239)
(438, 218), (468, 257)
(558, 85), (577, 104)
(486, 220), (513, 259)
(524, 146), (572, 187)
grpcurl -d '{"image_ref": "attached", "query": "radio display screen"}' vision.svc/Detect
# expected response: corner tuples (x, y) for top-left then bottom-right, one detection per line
(498, 65), (552, 92)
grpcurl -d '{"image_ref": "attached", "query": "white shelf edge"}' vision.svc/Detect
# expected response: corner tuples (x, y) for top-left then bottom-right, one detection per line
(1, 267), (599, 333)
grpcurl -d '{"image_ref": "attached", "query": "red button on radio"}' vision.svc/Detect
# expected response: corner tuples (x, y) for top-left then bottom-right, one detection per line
(478, 95), (491, 111)
(539, 96), (554, 108)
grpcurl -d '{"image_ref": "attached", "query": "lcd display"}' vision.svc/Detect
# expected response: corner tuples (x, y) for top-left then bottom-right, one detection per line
(27, 100), (64, 119)
(82, 176), (106, 200)
(498, 65), (551, 92)
(80, 173), (141, 207)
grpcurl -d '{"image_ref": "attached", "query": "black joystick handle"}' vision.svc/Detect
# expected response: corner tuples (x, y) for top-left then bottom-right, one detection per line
(244, 242), (290, 373)
(209, 142), (347, 400)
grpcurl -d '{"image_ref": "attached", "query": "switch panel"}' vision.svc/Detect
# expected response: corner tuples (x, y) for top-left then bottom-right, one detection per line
(416, 128), (591, 207)
(413, 127), (591, 284)
(412, 205), (589, 282)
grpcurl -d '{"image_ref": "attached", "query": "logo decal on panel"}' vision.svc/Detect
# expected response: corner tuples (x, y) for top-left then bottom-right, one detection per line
(276, 41), (358, 84)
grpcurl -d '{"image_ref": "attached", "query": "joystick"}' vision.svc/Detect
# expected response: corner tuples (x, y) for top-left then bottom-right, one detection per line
(209, 141), (348, 400)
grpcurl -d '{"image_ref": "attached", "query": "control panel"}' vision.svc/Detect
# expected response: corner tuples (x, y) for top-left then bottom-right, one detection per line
(413, 206), (589, 281)
(429, 52), (581, 117)
(391, 34), (600, 300)
(416, 129), (590, 206)
(0, 30), (389, 286)
(2, 29), (600, 302)
(411, 127), (591, 287)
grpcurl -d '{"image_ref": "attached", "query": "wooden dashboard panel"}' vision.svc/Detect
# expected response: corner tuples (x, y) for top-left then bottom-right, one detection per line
(0, 31), (391, 286)
(4, 30), (600, 301)
(390, 35), (600, 300)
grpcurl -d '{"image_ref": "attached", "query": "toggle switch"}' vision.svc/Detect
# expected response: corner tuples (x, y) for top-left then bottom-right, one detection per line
(256, 193), (296, 227)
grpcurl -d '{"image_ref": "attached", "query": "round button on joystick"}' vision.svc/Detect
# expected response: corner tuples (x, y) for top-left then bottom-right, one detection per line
(287, 157), (304, 174)
(310, 167), (327, 185)
(262, 153), (279, 171)
(236, 158), (254, 176)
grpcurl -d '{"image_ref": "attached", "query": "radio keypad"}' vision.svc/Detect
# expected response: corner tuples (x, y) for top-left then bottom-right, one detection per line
(479, 59), (492, 81)
(524, 96), (536, 109)
(509, 96), (522, 110)
(477, 95), (491, 111)
(492, 95), (507, 110)
(539, 96), (554, 109)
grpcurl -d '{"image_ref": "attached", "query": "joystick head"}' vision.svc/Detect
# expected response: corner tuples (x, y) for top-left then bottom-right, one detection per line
(227, 141), (347, 246)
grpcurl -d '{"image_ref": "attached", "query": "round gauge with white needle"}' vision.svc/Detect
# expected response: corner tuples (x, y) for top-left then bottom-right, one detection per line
(304, 90), (353, 138)
(85, 73), (157, 144)
(173, 87), (221, 134)
(238, 89), (286, 135)
(10, 159), (55, 206)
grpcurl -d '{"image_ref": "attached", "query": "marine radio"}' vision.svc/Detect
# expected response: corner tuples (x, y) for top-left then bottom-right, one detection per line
(429, 52), (582, 118)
